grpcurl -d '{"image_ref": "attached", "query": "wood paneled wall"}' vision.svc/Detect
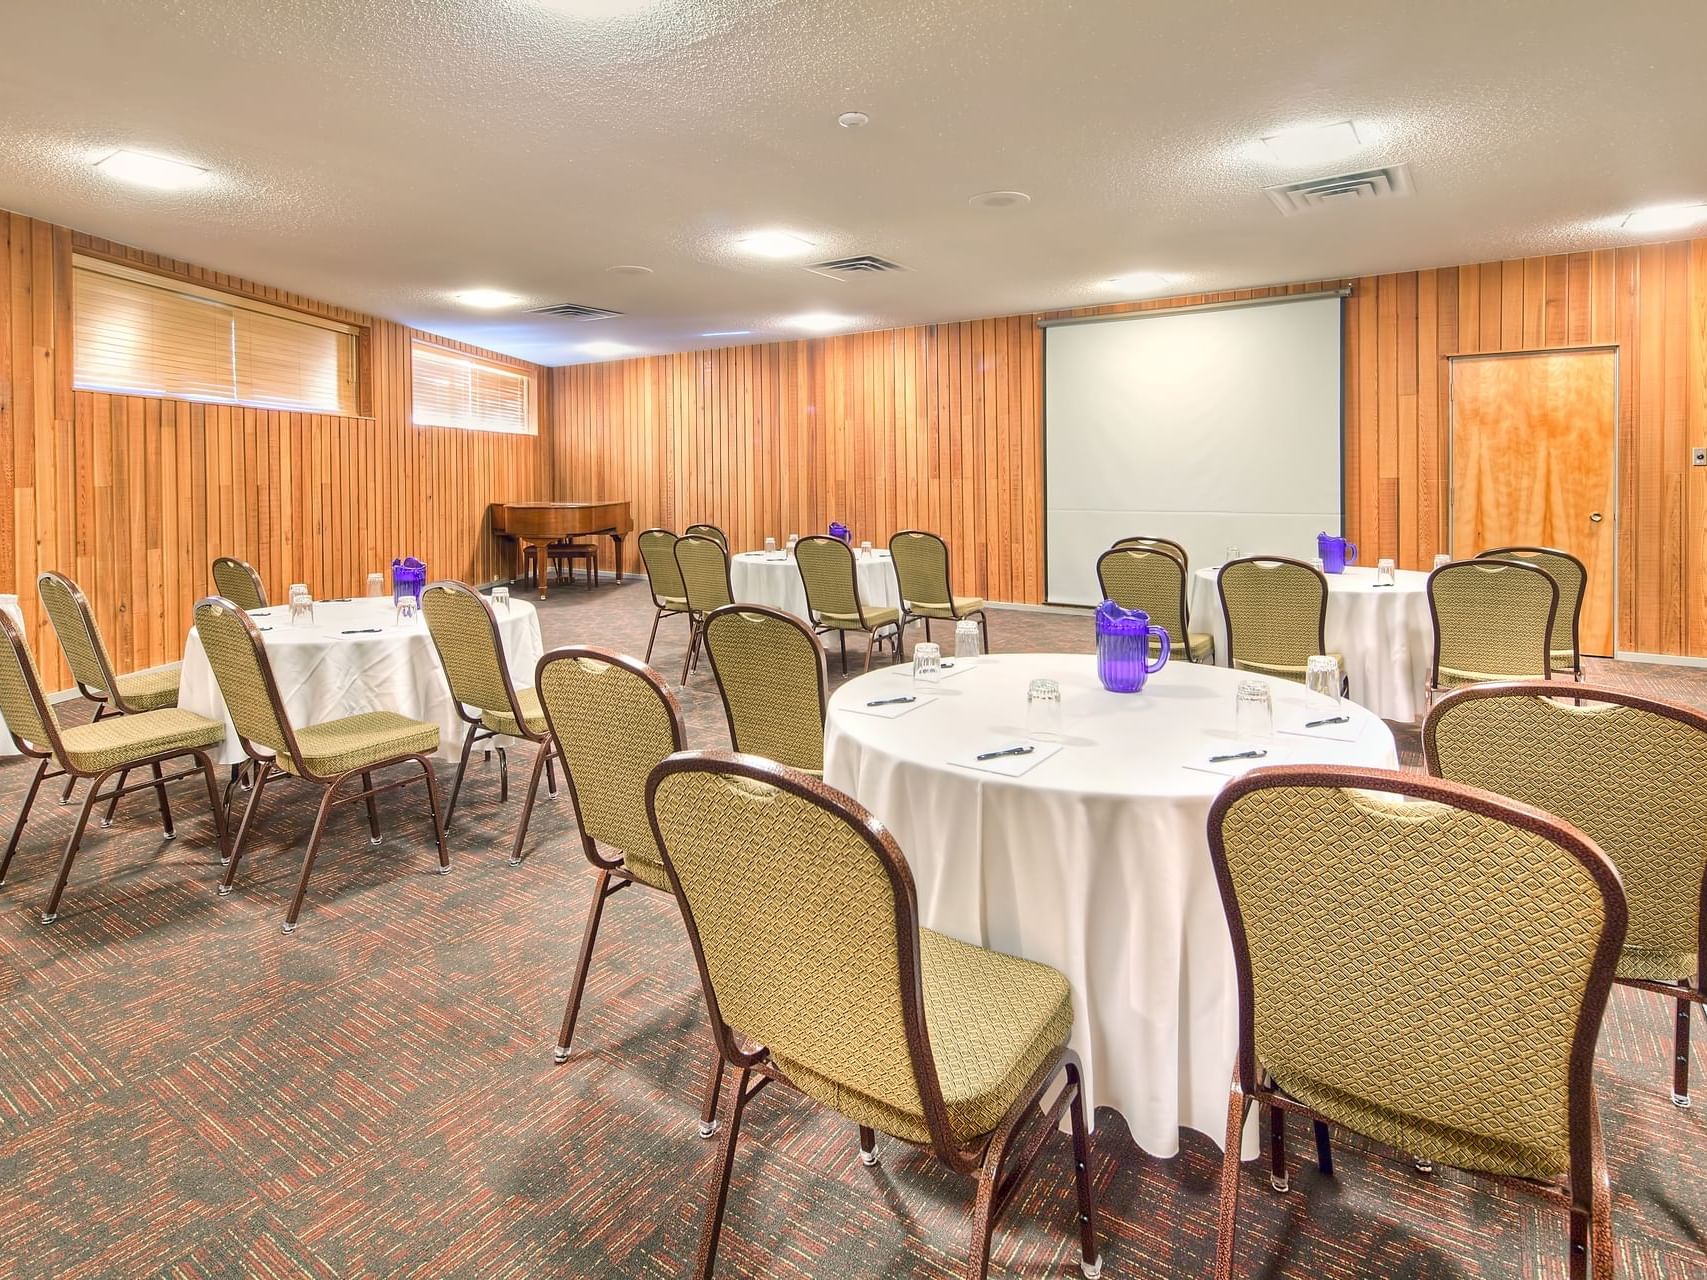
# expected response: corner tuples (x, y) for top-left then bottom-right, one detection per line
(1, 211), (553, 685)
(552, 242), (1707, 657)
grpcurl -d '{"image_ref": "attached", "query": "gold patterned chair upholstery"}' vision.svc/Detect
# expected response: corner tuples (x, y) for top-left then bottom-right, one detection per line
(645, 751), (1102, 1280)
(889, 529), (988, 656)
(1096, 546), (1214, 662)
(1426, 681), (1707, 1109)
(193, 597), (448, 933)
(1207, 764), (1624, 1280)
(0, 611), (228, 924)
(684, 522), (729, 551)
(1112, 534), (1189, 565)
(702, 604), (828, 774)
(674, 533), (735, 685)
(794, 535), (902, 674)
(211, 556), (269, 611)
(1426, 558), (1556, 706)
(421, 581), (560, 865)
(1217, 557), (1345, 692)
(637, 528), (692, 663)
(1476, 546), (1588, 680)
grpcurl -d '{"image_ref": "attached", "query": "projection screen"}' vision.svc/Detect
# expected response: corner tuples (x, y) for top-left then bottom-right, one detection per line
(1042, 293), (1344, 606)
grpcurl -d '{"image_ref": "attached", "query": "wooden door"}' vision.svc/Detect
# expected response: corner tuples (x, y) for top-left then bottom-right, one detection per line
(1449, 349), (1617, 656)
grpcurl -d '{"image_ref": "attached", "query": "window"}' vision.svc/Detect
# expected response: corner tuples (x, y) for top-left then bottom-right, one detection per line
(410, 342), (536, 435)
(72, 256), (361, 414)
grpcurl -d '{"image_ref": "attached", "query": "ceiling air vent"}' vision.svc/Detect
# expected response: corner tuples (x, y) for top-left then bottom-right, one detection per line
(528, 302), (624, 321)
(1264, 163), (1415, 216)
(804, 254), (908, 280)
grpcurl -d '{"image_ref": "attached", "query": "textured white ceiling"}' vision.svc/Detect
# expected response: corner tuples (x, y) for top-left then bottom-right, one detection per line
(2, 0), (1702, 365)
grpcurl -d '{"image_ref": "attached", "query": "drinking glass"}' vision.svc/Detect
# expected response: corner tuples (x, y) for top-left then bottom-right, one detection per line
(394, 595), (418, 626)
(913, 641), (942, 688)
(1434, 553), (1452, 570)
(764, 536), (778, 560)
(785, 533), (799, 556)
(860, 540), (873, 560)
(288, 591), (315, 627)
(1234, 678), (1274, 741)
(955, 618), (982, 660)
(1026, 678), (1064, 741)
(492, 586), (511, 612)
(1310, 556), (1326, 573)
(365, 572), (386, 598)
(1305, 655), (1342, 706)
(1224, 544), (1241, 565)
(288, 583), (309, 604)
(1376, 558), (1396, 587)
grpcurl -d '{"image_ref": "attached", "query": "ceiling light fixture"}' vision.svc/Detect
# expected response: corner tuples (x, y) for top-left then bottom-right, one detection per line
(1621, 202), (1707, 234)
(702, 330), (753, 337)
(837, 111), (870, 129)
(968, 190), (1031, 209)
(605, 264), (653, 276)
(1102, 272), (1172, 295)
(579, 341), (633, 358)
(530, 0), (662, 17)
(92, 149), (209, 191)
(453, 288), (524, 309)
(735, 230), (817, 259)
(1260, 121), (1363, 166)
(784, 313), (853, 333)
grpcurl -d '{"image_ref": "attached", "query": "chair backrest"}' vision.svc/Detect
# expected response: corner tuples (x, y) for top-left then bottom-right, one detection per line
(1209, 764), (1625, 1180)
(794, 535), (864, 624)
(37, 572), (120, 703)
(1096, 546), (1190, 644)
(888, 530), (956, 612)
(1428, 559), (1556, 687)
(684, 523), (728, 551)
(1111, 535), (1188, 568)
(1475, 546), (1585, 666)
(1217, 557), (1327, 681)
(674, 535), (734, 614)
(703, 605), (828, 772)
(0, 611), (66, 761)
(212, 556), (269, 611)
(191, 597), (296, 764)
(421, 581), (526, 727)
(637, 528), (686, 606)
(646, 751), (961, 1158)
(535, 647), (685, 868)
(1425, 682), (1707, 985)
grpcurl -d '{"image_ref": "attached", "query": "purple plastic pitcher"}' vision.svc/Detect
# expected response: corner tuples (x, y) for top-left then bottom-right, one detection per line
(1316, 532), (1358, 574)
(1095, 601), (1171, 693)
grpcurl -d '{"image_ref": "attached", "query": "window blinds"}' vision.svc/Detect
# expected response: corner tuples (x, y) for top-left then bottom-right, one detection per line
(410, 342), (535, 434)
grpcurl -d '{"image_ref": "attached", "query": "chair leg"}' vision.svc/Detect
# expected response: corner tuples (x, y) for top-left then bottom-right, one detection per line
(1586, 1087), (1614, 1280)
(1268, 1102), (1288, 1192)
(1313, 1119), (1334, 1175)
(507, 743), (551, 867)
(442, 723), (479, 833)
(417, 755), (450, 874)
(1214, 1087), (1251, 1280)
(544, 747), (558, 797)
(1066, 1059), (1102, 1279)
(192, 750), (232, 865)
(858, 1124), (879, 1167)
(554, 869), (613, 1062)
(361, 771), (383, 844)
(282, 777), (346, 934)
(644, 607), (664, 663)
(838, 630), (848, 675)
(40, 768), (114, 923)
(699, 1051), (726, 1139)
(863, 630), (878, 673)
(964, 1141), (1000, 1280)
(497, 745), (509, 803)
(147, 761), (176, 839)
(680, 620), (702, 686)
(977, 612), (989, 654)
(220, 761), (273, 888)
(99, 767), (132, 828)
(1675, 997), (1693, 1107)
(0, 758), (51, 886)
(694, 1066), (755, 1280)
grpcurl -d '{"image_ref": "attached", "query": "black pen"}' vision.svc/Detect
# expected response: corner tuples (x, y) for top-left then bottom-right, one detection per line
(976, 745), (1035, 761)
(1209, 748), (1267, 763)
(341, 627), (382, 634)
(1304, 715), (1351, 728)
(866, 695), (916, 707)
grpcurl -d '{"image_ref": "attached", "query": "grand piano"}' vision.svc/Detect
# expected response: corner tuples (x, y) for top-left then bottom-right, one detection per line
(491, 500), (634, 599)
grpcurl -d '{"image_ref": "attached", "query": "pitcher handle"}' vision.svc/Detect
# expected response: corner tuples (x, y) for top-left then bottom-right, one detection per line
(1345, 542), (1358, 566)
(1146, 627), (1172, 673)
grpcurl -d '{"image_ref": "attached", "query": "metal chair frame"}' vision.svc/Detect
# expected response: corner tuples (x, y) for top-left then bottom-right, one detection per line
(888, 529), (989, 656)
(795, 535), (903, 674)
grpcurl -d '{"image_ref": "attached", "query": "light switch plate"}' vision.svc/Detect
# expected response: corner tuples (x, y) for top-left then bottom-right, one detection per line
(1694, 447), (1707, 467)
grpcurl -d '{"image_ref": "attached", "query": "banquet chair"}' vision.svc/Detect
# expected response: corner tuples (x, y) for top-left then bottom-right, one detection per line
(1217, 557), (1345, 693)
(421, 581), (560, 865)
(534, 646), (727, 1141)
(1111, 534), (1189, 565)
(1476, 546), (1588, 680)
(637, 528), (693, 663)
(702, 604), (828, 774)
(645, 751), (1102, 1280)
(795, 535), (903, 674)
(1096, 545), (1214, 662)
(889, 529), (988, 655)
(684, 522), (729, 551)
(674, 534), (735, 685)
(193, 597), (448, 933)
(1426, 559), (1556, 707)
(211, 556), (269, 611)
(0, 610), (228, 924)
(1425, 681), (1707, 1110)
(1207, 764), (1624, 1280)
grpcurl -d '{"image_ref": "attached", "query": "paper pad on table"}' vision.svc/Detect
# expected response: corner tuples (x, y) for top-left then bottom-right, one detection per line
(842, 695), (936, 720)
(947, 741), (1062, 777)
(1276, 710), (1364, 743)
(1182, 744), (1278, 779)
(912, 660), (973, 681)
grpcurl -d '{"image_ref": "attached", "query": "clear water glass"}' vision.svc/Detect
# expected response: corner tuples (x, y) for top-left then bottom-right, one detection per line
(288, 591), (315, 627)
(913, 641), (942, 687)
(1224, 544), (1241, 565)
(1026, 678), (1064, 741)
(288, 583), (309, 604)
(394, 595), (419, 626)
(860, 540), (873, 560)
(764, 536), (778, 560)
(1310, 556), (1326, 573)
(1305, 655), (1342, 706)
(1376, 558), (1396, 587)
(365, 572), (386, 598)
(1434, 553), (1452, 570)
(1234, 678), (1274, 741)
(492, 586), (511, 612)
(954, 618), (982, 660)
(785, 533), (799, 556)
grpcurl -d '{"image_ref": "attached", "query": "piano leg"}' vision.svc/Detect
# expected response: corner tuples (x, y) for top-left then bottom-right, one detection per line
(611, 534), (626, 583)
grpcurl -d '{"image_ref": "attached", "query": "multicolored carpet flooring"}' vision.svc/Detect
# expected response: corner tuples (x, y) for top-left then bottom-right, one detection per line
(1, 580), (1702, 1277)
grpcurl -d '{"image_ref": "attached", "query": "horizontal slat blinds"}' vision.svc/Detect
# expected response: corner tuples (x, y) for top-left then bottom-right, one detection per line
(72, 256), (359, 413)
(411, 342), (535, 434)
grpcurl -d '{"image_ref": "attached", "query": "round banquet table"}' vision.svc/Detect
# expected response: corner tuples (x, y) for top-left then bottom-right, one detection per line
(730, 549), (901, 621)
(0, 595), (24, 757)
(176, 597), (545, 766)
(1187, 564), (1432, 723)
(823, 652), (1397, 1156)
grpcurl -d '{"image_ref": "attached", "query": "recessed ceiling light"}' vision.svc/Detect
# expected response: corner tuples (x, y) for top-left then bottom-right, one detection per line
(1621, 202), (1707, 233)
(784, 313), (853, 333)
(530, 0), (661, 17)
(702, 330), (753, 337)
(837, 111), (870, 129)
(1102, 272), (1172, 295)
(92, 149), (209, 191)
(969, 190), (1031, 209)
(605, 264), (653, 276)
(452, 288), (524, 309)
(735, 230), (817, 259)
(579, 341), (633, 358)
(1261, 121), (1363, 166)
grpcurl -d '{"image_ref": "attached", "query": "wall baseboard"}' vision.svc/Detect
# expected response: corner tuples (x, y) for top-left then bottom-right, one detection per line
(1614, 650), (1707, 669)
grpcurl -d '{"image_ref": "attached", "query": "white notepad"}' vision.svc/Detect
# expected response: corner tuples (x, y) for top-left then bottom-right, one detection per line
(947, 741), (1063, 777)
(842, 695), (936, 720)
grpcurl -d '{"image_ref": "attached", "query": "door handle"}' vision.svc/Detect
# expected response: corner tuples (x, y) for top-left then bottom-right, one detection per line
(1589, 512), (1603, 523)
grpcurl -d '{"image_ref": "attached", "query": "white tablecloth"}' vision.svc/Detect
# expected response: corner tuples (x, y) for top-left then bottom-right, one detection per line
(824, 652), (1397, 1156)
(1188, 565), (1432, 723)
(177, 597), (545, 766)
(0, 595), (24, 757)
(730, 550), (901, 621)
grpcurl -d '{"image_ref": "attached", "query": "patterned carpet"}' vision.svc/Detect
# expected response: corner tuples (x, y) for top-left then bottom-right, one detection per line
(1, 578), (1703, 1279)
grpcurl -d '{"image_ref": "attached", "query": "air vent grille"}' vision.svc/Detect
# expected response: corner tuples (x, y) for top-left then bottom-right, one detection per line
(804, 254), (908, 280)
(528, 302), (624, 321)
(1264, 163), (1414, 216)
